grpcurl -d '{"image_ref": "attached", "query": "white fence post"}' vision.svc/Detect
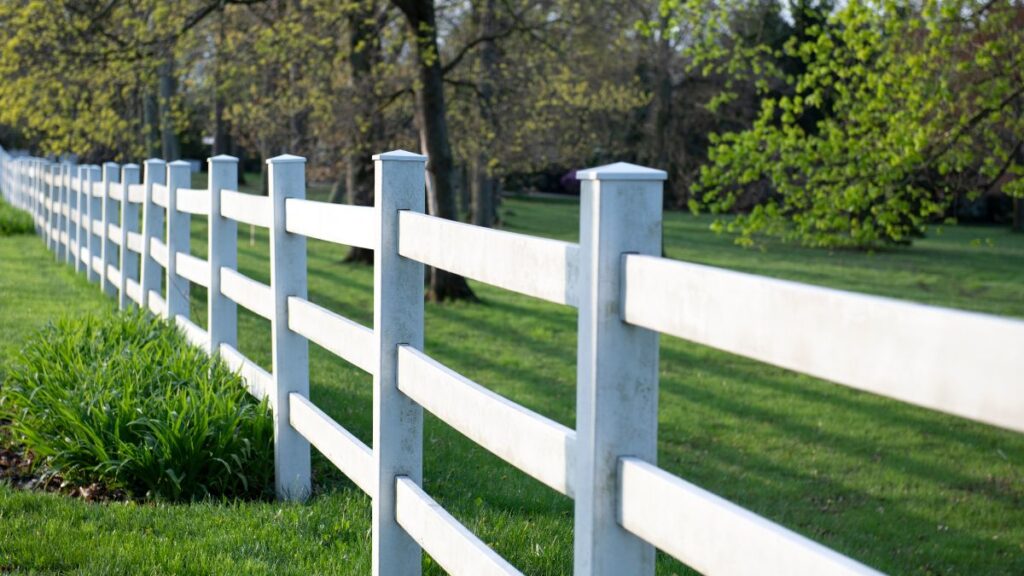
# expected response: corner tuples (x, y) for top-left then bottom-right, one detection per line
(19, 159), (26, 210)
(208, 155), (239, 354)
(47, 162), (57, 253)
(40, 160), (48, 242)
(573, 162), (666, 576)
(64, 162), (75, 266)
(119, 164), (141, 309)
(74, 165), (86, 272)
(140, 159), (167, 310)
(85, 165), (101, 282)
(372, 150), (427, 576)
(55, 163), (66, 262)
(101, 162), (120, 296)
(268, 154), (311, 501)
(166, 161), (192, 320)
(31, 160), (39, 235)
(40, 160), (48, 241)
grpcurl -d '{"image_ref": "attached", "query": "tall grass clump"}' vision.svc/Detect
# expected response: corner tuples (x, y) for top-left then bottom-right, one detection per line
(0, 311), (273, 501)
(0, 197), (33, 236)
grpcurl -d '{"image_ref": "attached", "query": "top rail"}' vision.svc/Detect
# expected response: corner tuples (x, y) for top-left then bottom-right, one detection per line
(152, 182), (169, 208)
(398, 211), (579, 307)
(127, 183), (146, 204)
(622, 254), (1024, 433)
(221, 189), (271, 228)
(176, 187), (210, 215)
(285, 199), (375, 249)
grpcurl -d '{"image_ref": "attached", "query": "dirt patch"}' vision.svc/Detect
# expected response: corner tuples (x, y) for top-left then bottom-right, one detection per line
(0, 421), (128, 503)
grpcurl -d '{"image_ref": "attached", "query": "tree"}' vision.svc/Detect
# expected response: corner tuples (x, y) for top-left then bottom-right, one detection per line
(334, 0), (389, 264)
(692, 0), (1024, 248)
(392, 0), (476, 301)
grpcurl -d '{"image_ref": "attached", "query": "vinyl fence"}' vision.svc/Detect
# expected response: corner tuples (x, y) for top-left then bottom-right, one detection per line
(1, 147), (1021, 576)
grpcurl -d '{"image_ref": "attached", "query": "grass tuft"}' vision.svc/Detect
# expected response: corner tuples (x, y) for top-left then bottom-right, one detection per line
(0, 310), (273, 501)
(0, 197), (33, 236)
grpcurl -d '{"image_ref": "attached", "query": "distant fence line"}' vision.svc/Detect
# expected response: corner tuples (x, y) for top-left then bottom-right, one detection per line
(1, 145), (1021, 576)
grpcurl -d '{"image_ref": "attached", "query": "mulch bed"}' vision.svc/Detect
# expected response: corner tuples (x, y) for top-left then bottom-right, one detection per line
(0, 420), (128, 502)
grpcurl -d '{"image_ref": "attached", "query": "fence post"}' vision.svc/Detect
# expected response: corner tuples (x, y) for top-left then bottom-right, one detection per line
(31, 160), (39, 235)
(19, 159), (26, 210)
(48, 162), (56, 252)
(372, 150), (427, 576)
(573, 162), (665, 576)
(41, 160), (49, 243)
(46, 162), (56, 252)
(63, 163), (74, 266)
(100, 162), (120, 296)
(208, 155), (238, 354)
(166, 161), (192, 321)
(55, 161), (66, 260)
(140, 159), (166, 310)
(119, 164), (141, 310)
(41, 160), (48, 242)
(85, 165), (101, 282)
(268, 154), (311, 501)
(73, 165), (85, 272)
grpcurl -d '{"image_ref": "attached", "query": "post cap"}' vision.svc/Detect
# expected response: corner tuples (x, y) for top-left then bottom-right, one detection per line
(576, 162), (667, 182)
(372, 149), (427, 162)
(209, 154), (239, 163)
(122, 163), (140, 170)
(267, 154), (306, 164)
(103, 161), (119, 168)
(144, 158), (166, 165)
(168, 160), (192, 168)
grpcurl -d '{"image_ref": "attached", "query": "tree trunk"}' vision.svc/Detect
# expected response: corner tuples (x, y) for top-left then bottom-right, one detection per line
(647, 29), (676, 207)
(394, 0), (476, 301)
(470, 156), (495, 227)
(336, 1), (384, 264)
(471, 0), (499, 228)
(158, 54), (180, 161)
(143, 88), (161, 158)
(1016, 145), (1024, 232)
(459, 163), (470, 220)
(213, 10), (231, 157)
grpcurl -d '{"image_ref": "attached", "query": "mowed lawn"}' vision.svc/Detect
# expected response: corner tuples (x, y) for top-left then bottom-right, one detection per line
(1, 184), (1023, 575)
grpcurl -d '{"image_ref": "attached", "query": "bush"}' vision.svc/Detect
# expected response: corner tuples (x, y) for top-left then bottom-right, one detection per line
(0, 311), (273, 501)
(0, 197), (34, 236)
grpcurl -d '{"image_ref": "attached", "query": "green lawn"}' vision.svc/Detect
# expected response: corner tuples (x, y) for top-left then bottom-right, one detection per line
(2, 188), (1023, 575)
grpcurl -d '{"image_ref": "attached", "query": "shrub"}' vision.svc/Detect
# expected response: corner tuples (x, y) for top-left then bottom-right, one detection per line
(0, 197), (34, 236)
(0, 311), (273, 501)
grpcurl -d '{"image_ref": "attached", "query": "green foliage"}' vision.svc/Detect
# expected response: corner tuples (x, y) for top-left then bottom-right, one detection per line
(0, 196), (33, 236)
(692, 0), (1024, 248)
(0, 311), (273, 501)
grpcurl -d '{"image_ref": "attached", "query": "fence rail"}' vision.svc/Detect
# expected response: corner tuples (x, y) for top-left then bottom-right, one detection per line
(1, 146), (1021, 576)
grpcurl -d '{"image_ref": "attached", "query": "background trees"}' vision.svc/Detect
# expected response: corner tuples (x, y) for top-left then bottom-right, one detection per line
(694, 0), (1024, 248)
(0, 0), (1020, 264)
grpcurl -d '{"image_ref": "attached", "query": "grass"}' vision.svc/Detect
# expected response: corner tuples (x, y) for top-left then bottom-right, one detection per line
(2, 184), (1023, 574)
(0, 196), (33, 236)
(2, 312), (273, 501)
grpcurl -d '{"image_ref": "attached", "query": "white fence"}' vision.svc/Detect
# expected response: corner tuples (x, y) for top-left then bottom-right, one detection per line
(1, 146), (1022, 576)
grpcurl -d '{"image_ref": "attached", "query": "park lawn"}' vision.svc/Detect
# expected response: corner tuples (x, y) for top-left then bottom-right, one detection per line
(1, 185), (1023, 574)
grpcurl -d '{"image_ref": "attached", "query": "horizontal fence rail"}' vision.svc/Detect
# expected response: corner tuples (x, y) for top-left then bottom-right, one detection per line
(1, 146), (1020, 576)
(397, 210), (580, 306)
(622, 254), (1024, 433)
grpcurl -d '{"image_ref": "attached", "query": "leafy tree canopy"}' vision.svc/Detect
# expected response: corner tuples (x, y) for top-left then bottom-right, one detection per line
(691, 0), (1023, 248)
